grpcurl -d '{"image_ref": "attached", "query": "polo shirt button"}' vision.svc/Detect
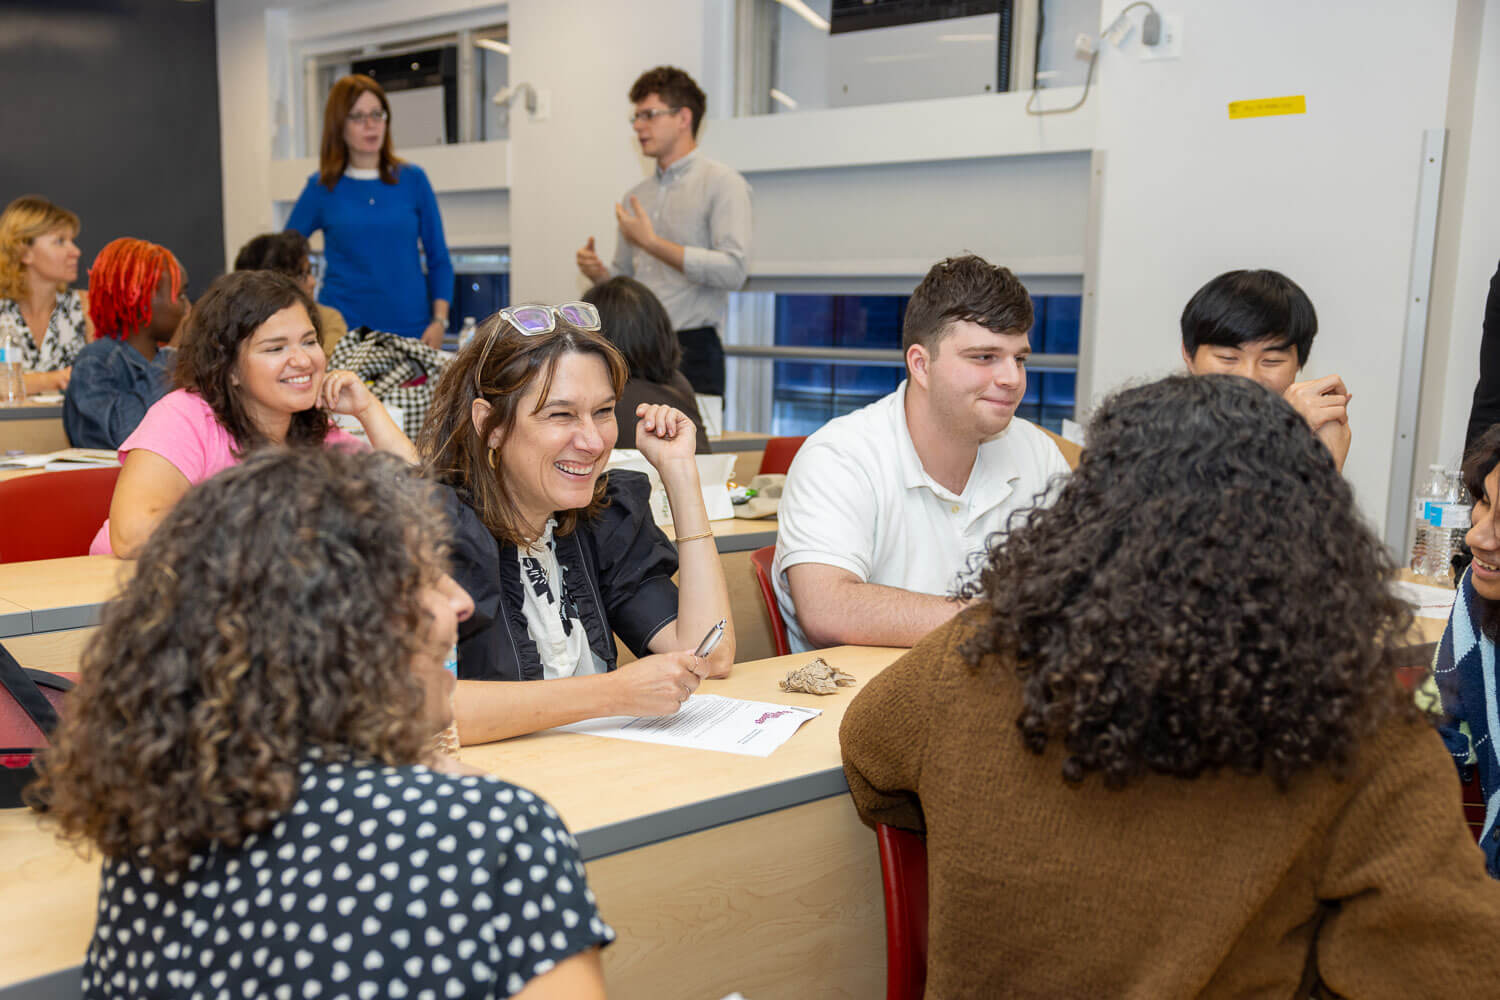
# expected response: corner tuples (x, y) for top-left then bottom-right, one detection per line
(951, 504), (960, 514)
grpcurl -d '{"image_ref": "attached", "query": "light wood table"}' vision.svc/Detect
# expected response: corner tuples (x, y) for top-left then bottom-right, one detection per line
(0, 645), (903, 998)
(0, 402), (68, 455)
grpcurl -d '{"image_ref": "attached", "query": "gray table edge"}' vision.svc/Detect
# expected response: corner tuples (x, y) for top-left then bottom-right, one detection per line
(0, 405), (63, 423)
(2, 968), (78, 1000)
(576, 764), (851, 861)
(0, 608), (34, 638)
(708, 526), (776, 554)
(709, 435), (770, 453)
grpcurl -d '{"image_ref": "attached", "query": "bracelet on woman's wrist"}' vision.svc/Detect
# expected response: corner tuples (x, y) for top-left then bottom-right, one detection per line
(673, 529), (714, 543)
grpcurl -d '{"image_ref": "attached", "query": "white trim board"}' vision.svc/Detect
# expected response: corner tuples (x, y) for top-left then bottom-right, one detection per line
(700, 86), (1097, 174)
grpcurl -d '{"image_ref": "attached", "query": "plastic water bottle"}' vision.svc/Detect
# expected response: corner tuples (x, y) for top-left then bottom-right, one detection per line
(457, 316), (478, 351)
(1411, 465), (1449, 582)
(1447, 472), (1472, 574)
(1411, 466), (1466, 583)
(0, 328), (26, 406)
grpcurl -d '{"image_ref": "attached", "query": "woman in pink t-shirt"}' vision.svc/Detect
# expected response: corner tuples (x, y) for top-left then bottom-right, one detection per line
(93, 270), (417, 556)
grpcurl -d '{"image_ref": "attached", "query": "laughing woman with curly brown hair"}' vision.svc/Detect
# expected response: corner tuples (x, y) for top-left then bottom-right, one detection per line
(840, 374), (1500, 998)
(30, 448), (611, 999)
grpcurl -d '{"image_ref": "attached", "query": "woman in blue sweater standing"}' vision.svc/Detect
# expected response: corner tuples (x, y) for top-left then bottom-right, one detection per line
(287, 74), (454, 348)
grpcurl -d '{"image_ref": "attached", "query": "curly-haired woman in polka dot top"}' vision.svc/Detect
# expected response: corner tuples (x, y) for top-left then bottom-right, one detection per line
(29, 447), (613, 999)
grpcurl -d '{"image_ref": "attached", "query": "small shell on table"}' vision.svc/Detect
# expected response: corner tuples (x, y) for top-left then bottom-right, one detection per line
(779, 657), (857, 695)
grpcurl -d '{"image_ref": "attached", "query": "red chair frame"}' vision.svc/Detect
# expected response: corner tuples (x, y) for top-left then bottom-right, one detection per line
(748, 545), (790, 658)
(876, 823), (929, 1000)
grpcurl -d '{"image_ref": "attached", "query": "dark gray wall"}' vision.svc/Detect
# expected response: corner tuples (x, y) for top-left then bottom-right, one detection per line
(0, 0), (223, 295)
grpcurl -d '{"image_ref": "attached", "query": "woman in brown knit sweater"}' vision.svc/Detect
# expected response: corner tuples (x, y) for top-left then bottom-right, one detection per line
(841, 374), (1500, 999)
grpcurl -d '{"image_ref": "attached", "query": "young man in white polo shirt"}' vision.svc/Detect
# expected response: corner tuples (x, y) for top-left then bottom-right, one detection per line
(773, 255), (1070, 652)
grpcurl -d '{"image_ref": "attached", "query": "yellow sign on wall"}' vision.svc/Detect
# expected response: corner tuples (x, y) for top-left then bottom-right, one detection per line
(1227, 95), (1307, 120)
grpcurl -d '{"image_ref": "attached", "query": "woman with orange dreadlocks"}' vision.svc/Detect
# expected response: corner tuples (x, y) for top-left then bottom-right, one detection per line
(62, 238), (189, 449)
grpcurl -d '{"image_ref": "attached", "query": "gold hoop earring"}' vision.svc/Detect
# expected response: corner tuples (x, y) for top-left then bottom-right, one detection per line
(487, 447), (497, 470)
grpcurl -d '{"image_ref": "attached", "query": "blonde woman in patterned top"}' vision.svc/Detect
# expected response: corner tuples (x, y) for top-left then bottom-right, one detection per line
(0, 195), (92, 393)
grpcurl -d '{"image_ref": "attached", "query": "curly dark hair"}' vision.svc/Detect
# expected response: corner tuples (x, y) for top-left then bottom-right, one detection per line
(1464, 423), (1500, 642)
(959, 374), (1414, 789)
(174, 269), (331, 453)
(420, 309), (627, 547)
(27, 448), (448, 873)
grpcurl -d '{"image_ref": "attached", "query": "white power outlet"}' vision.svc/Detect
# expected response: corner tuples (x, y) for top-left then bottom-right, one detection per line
(1139, 15), (1183, 60)
(531, 88), (553, 121)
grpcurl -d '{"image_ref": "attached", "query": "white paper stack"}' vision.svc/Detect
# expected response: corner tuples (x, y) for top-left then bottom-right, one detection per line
(0, 448), (119, 470)
(1390, 579), (1458, 620)
(554, 694), (821, 757)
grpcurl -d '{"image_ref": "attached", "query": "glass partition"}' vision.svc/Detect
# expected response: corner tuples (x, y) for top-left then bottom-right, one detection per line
(734, 0), (1100, 116)
(737, 0), (1015, 116)
(302, 22), (510, 155)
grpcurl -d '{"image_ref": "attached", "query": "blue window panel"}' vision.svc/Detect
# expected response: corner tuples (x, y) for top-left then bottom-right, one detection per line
(1041, 370), (1076, 408)
(774, 359), (834, 395)
(1041, 295), (1081, 354)
(836, 295), (905, 349)
(1039, 405), (1073, 432)
(772, 398), (834, 437)
(835, 364), (903, 398)
(1022, 367), (1042, 406)
(1029, 295), (1047, 346)
(775, 295), (835, 347)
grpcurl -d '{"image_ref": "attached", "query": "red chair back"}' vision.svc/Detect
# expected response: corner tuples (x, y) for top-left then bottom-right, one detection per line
(758, 435), (807, 476)
(0, 467), (119, 563)
(876, 824), (929, 1000)
(748, 546), (791, 658)
(1462, 769), (1486, 842)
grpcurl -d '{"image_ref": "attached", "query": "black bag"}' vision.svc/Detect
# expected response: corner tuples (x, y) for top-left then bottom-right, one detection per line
(0, 643), (74, 809)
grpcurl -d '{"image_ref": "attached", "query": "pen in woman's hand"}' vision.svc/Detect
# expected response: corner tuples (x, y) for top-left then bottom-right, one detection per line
(694, 619), (726, 659)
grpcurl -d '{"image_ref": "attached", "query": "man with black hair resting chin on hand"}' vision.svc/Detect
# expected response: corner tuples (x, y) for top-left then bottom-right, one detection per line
(1181, 268), (1352, 472)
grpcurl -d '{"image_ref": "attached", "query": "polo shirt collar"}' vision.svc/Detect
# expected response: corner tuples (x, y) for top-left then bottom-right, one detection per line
(891, 380), (1020, 511)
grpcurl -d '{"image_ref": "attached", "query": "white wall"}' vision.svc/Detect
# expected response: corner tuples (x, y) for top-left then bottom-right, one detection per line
(216, 0), (281, 269)
(1087, 0), (1459, 539)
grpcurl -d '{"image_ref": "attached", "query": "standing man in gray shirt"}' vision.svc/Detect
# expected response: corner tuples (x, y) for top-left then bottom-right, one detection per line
(576, 66), (752, 397)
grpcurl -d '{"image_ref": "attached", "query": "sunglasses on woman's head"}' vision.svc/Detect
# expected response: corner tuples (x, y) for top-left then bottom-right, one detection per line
(472, 302), (604, 391)
(499, 302), (601, 335)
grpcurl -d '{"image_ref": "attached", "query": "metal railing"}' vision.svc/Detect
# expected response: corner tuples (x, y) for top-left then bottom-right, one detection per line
(723, 344), (1080, 372)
